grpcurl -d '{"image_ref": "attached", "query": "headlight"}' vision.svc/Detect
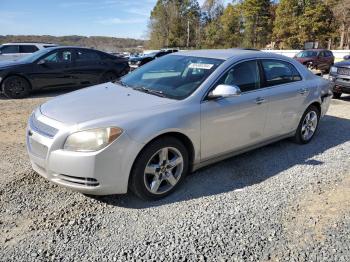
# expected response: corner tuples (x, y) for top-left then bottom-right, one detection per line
(64, 127), (123, 152)
(136, 61), (141, 65)
(330, 66), (337, 74)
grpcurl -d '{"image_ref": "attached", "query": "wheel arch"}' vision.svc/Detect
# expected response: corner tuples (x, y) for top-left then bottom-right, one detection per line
(1, 74), (33, 92)
(131, 131), (196, 176)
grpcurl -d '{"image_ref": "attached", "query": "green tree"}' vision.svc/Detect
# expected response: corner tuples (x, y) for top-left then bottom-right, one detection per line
(220, 3), (243, 48)
(148, 0), (201, 48)
(240, 0), (272, 48)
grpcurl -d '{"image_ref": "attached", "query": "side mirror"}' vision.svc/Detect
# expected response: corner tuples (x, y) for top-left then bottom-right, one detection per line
(37, 59), (46, 65)
(343, 55), (350, 60)
(208, 84), (241, 100)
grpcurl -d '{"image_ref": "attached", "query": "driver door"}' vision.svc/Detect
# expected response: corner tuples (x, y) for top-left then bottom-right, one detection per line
(30, 49), (78, 89)
(200, 60), (268, 160)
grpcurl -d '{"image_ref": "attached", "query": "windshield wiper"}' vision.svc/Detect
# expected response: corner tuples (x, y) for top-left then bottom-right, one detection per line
(132, 86), (167, 98)
(113, 79), (129, 87)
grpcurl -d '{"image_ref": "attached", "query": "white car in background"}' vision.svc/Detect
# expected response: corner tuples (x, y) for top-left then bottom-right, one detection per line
(0, 43), (58, 61)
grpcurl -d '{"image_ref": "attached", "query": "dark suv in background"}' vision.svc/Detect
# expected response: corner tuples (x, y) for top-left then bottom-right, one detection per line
(329, 56), (350, 98)
(128, 49), (178, 70)
(294, 49), (334, 73)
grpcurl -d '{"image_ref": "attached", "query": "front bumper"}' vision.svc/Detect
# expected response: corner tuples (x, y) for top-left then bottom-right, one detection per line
(329, 74), (350, 94)
(26, 112), (143, 195)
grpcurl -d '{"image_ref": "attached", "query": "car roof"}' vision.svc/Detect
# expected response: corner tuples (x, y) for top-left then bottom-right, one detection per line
(2, 42), (57, 46)
(172, 49), (288, 61)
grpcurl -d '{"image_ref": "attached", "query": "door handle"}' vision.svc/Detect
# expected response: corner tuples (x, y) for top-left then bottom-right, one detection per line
(255, 97), (266, 104)
(299, 88), (308, 95)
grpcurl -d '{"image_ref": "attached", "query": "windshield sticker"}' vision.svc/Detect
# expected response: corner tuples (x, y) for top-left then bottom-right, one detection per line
(188, 63), (214, 70)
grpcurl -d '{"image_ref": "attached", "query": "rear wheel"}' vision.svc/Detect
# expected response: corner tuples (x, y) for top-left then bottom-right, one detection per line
(129, 137), (189, 200)
(100, 72), (118, 83)
(293, 105), (320, 144)
(333, 92), (342, 99)
(2, 76), (30, 99)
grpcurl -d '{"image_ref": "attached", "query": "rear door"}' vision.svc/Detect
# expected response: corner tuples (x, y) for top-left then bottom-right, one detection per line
(71, 49), (107, 85)
(30, 49), (78, 89)
(259, 59), (308, 137)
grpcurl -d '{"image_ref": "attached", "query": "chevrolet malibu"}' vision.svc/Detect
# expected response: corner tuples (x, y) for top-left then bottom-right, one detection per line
(26, 49), (332, 200)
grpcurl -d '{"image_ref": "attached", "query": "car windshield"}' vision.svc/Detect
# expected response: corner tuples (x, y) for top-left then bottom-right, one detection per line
(296, 51), (318, 58)
(120, 55), (224, 100)
(16, 48), (54, 63)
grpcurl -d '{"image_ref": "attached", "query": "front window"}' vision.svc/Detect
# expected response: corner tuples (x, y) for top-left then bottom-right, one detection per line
(43, 50), (72, 63)
(215, 60), (260, 92)
(120, 55), (223, 100)
(296, 51), (318, 58)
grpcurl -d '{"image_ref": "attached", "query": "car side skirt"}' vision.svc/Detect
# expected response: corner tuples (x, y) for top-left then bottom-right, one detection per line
(192, 131), (295, 172)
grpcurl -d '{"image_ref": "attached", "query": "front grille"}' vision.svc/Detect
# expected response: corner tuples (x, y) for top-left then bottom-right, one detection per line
(30, 114), (58, 138)
(56, 174), (99, 187)
(337, 67), (350, 76)
(28, 137), (48, 159)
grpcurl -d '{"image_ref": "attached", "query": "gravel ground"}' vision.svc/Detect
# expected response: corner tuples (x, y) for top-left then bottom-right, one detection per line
(0, 90), (349, 261)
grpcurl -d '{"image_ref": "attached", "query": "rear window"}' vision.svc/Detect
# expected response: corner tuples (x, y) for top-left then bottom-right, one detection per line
(20, 45), (39, 53)
(0, 45), (19, 54)
(262, 60), (302, 87)
(76, 50), (101, 62)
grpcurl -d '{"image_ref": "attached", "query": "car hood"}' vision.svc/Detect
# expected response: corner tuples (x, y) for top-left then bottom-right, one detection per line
(40, 83), (176, 124)
(129, 56), (153, 62)
(0, 60), (28, 69)
(295, 57), (314, 63)
(334, 60), (350, 68)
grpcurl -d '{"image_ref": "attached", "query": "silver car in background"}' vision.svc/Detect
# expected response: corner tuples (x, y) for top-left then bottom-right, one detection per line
(26, 49), (332, 200)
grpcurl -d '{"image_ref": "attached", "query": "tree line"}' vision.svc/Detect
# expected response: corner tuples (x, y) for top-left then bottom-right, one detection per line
(0, 35), (145, 53)
(147, 0), (350, 50)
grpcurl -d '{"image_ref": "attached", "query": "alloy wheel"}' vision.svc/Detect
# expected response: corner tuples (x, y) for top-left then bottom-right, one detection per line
(301, 110), (318, 141)
(143, 147), (184, 195)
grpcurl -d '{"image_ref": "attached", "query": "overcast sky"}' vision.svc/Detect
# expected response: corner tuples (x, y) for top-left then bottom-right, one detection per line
(0, 0), (231, 39)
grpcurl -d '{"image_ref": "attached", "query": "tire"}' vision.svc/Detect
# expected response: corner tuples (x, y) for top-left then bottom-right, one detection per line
(333, 92), (342, 99)
(129, 137), (189, 200)
(100, 72), (118, 83)
(2, 76), (30, 99)
(293, 105), (320, 144)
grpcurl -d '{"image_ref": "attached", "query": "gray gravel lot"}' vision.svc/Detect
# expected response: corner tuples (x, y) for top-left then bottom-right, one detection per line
(0, 90), (349, 261)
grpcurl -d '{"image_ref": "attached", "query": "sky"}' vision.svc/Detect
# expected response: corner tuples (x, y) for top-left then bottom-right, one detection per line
(0, 0), (231, 39)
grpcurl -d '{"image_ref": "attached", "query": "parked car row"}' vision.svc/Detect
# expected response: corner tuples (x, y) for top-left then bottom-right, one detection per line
(26, 49), (332, 200)
(0, 46), (129, 98)
(128, 49), (178, 70)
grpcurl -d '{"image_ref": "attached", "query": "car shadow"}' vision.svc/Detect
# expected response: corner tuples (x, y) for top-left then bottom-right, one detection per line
(94, 114), (350, 209)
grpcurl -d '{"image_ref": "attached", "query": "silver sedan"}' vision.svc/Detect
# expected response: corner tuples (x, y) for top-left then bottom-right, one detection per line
(26, 49), (332, 200)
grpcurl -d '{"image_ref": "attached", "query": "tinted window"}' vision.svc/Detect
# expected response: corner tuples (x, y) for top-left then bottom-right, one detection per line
(318, 51), (325, 57)
(0, 45), (19, 54)
(216, 60), (260, 92)
(44, 50), (73, 63)
(262, 60), (301, 86)
(326, 51), (333, 57)
(19, 45), (39, 53)
(76, 50), (101, 62)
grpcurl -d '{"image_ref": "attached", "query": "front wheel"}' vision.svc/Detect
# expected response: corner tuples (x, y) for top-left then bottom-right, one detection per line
(293, 105), (320, 144)
(2, 76), (30, 99)
(129, 137), (189, 200)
